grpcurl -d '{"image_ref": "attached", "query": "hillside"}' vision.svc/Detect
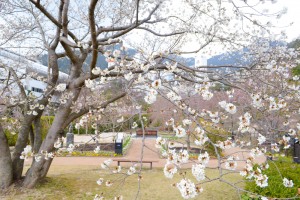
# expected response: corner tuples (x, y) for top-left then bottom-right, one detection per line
(38, 39), (298, 74)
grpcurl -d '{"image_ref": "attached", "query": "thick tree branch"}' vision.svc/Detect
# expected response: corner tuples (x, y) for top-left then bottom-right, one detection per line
(7, 67), (27, 100)
(50, 0), (64, 49)
(28, 0), (78, 42)
(88, 0), (99, 72)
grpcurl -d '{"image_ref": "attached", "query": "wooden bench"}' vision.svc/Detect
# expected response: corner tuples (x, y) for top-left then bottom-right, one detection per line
(136, 129), (158, 137)
(113, 159), (158, 169)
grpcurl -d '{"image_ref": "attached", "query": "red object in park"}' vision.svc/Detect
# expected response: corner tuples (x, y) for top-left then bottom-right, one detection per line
(136, 129), (158, 137)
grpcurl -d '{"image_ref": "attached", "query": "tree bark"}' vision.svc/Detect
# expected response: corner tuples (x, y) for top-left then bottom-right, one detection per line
(29, 125), (34, 148)
(33, 118), (42, 154)
(0, 123), (13, 189)
(23, 88), (81, 188)
(22, 112), (65, 188)
(11, 118), (33, 181)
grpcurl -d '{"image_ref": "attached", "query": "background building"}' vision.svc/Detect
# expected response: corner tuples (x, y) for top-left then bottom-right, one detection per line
(0, 48), (68, 99)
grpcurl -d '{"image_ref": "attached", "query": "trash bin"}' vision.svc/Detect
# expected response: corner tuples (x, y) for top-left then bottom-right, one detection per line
(115, 133), (124, 155)
(293, 139), (300, 164)
(115, 140), (123, 154)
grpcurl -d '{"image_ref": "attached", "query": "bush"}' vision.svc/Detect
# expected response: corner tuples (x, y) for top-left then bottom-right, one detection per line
(122, 136), (131, 150)
(200, 120), (229, 157)
(122, 136), (132, 154)
(40, 116), (55, 139)
(151, 119), (163, 127)
(244, 157), (300, 198)
(132, 113), (150, 128)
(292, 64), (300, 76)
(4, 116), (54, 146)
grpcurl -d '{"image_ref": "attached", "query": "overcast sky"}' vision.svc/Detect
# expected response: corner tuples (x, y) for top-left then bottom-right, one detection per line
(264, 0), (300, 41)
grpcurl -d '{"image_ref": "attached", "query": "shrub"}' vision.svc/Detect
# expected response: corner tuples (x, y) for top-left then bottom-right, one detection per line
(151, 119), (163, 127)
(40, 116), (55, 139)
(122, 136), (132, 154)
(199, 120), (229, 157)
(292, 64), (300, 76)
(122, 136), (131, 150)
(132, 113), (150, 128)
(244, 157), (300, 198)
(4, 116), (54, 146)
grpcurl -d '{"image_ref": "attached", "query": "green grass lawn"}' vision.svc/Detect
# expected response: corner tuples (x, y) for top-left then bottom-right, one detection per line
(2, 166), (244, 200)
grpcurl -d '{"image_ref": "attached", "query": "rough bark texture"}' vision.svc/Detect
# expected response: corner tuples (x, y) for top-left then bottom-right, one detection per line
(0, 123), (13, 189)
(23, 88), (81, 188)
(22, 112), (66, 188)
(29, 125), (34, 148)
(11, 118), (32, 180)
(33, 118), (42, 153)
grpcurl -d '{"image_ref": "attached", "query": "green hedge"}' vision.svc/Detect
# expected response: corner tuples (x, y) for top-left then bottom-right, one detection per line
(244, 157), (300, 199)
(4, 116), (54, 146)
(40, 116), (54, 139)
(200, 120), (229, 157)
(4, 113), (150, 146)
(205, 132), (224, 157)
(292, 64), (300, 76)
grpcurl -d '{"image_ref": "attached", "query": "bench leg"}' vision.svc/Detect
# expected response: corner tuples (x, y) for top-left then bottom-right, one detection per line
(118, 161), (120, 166)
(150, 162), (152, 170)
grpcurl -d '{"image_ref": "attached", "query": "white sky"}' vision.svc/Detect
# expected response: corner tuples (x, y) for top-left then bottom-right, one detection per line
(187, 0), (300, 58)
(124, 0), (300, 59)
(260, 0), (300, 41)
(1, 0), (299, 58)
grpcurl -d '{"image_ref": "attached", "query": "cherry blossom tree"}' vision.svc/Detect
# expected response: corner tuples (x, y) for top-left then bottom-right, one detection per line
(0, 0), (299, 199)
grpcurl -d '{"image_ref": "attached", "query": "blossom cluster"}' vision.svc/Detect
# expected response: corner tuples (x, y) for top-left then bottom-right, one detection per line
(218, 101), (237, 114)
(19, 145), (55, 162)
(195, 77), (214, 101)
(239, 156), (269, 188)
(176, 178), (203, 199)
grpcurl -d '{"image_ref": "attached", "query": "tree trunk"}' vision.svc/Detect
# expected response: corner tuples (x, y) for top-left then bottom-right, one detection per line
(12, 118), (32, 180)
(22, 116), (64, 188)
(23, 89), (80, 188)
(29, 125), (34, 148)
(0, 123), (13, 189)
(33, 118), (42, 153)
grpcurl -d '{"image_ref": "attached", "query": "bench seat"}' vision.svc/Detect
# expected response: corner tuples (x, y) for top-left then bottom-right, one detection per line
(112, 159), (158, 169)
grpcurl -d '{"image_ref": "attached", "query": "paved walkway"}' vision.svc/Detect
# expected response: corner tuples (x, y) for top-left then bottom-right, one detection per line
(25, 138), (266, 170)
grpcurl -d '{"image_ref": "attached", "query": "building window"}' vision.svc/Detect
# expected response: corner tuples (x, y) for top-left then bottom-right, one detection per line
(31, 87), (43, 93)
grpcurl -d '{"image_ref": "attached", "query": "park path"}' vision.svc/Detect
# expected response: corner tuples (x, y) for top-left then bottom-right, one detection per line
(24, 138), (266, 170)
